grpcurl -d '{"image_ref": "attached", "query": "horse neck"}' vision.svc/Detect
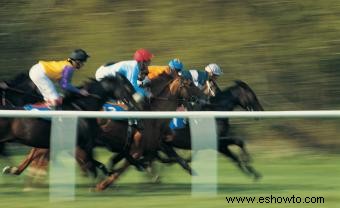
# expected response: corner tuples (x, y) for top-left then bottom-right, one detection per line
(209, 88), (240, 111)
(62, 82), (107, 111)
(150, 74), (174, 97)
(149, 81), (181, 111)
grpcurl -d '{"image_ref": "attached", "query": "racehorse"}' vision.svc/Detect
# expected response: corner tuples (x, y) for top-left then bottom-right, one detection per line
(168, 80), (264, 179)
(0, 73), (43, 165)
(0, 75), (141, 178)
(95, 73), (206, 191)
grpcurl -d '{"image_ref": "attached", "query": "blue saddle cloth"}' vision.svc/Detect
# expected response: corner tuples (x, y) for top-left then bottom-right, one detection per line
(23, 103), (51, 111)
(169, 118), (187, 130)
(102, 103), (126, 111)
(24, 102), (128, 112)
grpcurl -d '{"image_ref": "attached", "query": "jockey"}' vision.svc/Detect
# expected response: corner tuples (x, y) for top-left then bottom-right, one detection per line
(29, 49), (90, 109)
(180, 63), (223, 96)
(147, 58), (184, 80)
(95, 48), (154, 103)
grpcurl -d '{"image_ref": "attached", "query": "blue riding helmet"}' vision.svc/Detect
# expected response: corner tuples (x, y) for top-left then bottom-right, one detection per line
(168, 58), (184, 72)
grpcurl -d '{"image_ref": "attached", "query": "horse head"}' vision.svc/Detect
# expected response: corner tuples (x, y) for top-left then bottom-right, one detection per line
(149, 73), (206, 111)
(211, 80), (264, 111)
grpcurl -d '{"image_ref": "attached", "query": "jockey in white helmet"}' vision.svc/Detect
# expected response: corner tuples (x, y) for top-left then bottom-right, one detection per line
(180, 63), (223, 96)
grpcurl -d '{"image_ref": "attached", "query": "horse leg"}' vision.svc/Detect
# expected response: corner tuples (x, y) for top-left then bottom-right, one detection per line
(74, 146), (97, 177)
(95, 138), (146, 191)
(219, 138), (262, 180)
(95, 160), (131, 191)
(108, 153), (125, 170)
(3, 148), (45, 175)
(160, 141), (196, 176)
(23, 149), (50, 190)
(92, 159), (110, 176)
(107, 129), (146, 172)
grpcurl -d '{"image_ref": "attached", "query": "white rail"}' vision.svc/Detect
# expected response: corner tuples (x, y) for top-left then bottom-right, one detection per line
(1, 110), (340, 118)
(1, 110), (340, 201)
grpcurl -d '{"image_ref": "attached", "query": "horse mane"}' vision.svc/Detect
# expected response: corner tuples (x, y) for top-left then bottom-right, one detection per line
(149, 72), (174, 97)
(169, 77), (183, 95)
(233, 80), (259, 99)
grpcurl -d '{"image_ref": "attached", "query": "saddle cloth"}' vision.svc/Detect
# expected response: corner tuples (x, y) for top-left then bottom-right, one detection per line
(23, 101), (129, 112)
(23, 103), (51, 111)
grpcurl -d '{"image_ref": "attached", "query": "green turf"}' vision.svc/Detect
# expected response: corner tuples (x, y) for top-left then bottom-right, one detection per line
(0, 149), (339, 208)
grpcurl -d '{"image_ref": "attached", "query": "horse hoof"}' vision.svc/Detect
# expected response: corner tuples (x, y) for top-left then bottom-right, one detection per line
(2, 166), (17, 175)
(2, 166), (11, 174)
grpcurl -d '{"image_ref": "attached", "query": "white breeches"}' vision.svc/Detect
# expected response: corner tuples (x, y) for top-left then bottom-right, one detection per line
(95, 65), (116, 81)
(29, 63), (60, 102)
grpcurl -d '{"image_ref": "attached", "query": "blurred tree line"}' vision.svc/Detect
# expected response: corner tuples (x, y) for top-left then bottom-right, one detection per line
(1, 0), (340, 150)
(1, 0), (340, 111)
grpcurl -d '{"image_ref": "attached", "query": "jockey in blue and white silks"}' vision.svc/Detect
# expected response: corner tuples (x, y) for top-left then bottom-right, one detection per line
(180, 63), (223, 97)
(96, 60), (147, 97)
(180, 69), (209, 90)
(95, 49), (154, 102)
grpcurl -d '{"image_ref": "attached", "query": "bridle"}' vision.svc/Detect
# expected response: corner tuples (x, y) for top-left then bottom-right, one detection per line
(151, 77), (200, 107)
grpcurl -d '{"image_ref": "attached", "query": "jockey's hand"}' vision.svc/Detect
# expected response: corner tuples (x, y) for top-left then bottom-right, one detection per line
(79, 89), (90, 96)
(0, 82), (8, 89)
(141, 77), (151, 87)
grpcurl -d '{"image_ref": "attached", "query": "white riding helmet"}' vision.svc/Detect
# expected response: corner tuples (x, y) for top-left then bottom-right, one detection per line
(205, 63), (223, 76)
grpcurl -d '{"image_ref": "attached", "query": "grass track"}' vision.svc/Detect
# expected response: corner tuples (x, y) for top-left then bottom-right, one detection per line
(0, 148), (339, 208)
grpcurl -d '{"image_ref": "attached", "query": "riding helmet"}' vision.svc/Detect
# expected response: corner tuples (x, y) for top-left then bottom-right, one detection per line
(69, 49), (90, 62)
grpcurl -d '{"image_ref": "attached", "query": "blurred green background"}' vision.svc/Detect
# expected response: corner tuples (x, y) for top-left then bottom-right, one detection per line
(1, 0), (340, 148)
(2, 0), (340, 110)
(0, 1), (340, 207)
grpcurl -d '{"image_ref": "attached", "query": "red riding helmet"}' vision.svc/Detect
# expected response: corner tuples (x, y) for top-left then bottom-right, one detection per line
(133, 48), (154, 62)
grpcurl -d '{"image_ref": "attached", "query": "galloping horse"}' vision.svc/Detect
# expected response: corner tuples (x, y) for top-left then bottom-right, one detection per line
(95, 73), (206, 191)
(0, 75), (140, 178)
(168, 80), (264, 179)
(0, 73), (43, 160)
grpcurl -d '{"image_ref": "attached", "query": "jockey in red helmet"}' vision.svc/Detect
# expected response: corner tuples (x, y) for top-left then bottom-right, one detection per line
(95, 48), (154, 103)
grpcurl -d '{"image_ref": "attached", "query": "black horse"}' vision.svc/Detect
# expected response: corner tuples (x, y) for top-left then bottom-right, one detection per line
(165, 80), (263, 180)
(0, 75), (140, 177)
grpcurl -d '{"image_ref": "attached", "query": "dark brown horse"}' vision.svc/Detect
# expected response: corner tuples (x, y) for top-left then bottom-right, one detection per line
(165, 80), (264, 179)
(0, 75), (140, 178)
(95, 73), (206, 190)
(0, 73), (43, 159)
